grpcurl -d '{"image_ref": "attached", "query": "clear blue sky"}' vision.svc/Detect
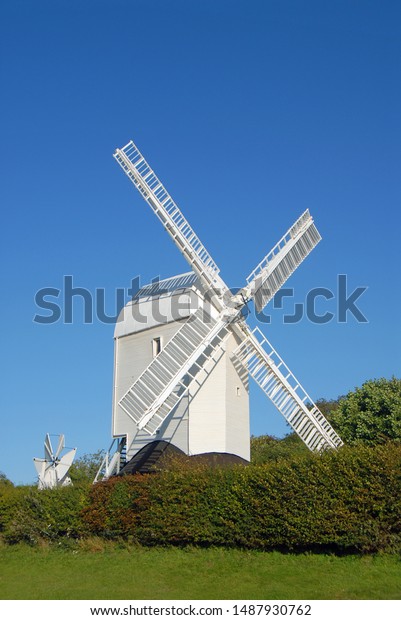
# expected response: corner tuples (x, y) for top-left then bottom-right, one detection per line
(1, 0), (400, 484)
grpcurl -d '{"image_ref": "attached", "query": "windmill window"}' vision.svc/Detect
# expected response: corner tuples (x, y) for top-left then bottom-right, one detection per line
(152, 337), (162, 357)
(236, 386), (241, 397)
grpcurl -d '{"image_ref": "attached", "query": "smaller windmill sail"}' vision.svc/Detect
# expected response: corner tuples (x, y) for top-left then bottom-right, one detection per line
(118, 308), (231, 435)
(232, 327), (343, 451)
(245, 210), (321, 313)
(33, 459), (48, 484)
(54, 449), (77, 482)
(44, 432), (56, 462)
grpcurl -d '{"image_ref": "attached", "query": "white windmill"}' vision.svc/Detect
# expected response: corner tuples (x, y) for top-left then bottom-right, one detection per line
(96, 139), (343, 480)
(33, 434), (77, 489)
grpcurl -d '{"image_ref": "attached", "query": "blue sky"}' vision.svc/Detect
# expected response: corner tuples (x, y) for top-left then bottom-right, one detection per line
(1, 0), (400, 484)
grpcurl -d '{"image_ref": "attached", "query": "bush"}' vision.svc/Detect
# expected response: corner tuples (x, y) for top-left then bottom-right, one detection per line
(69, 450), (105, 485)
(83, 443), (401, 553)
(0, 484), (27, 535)
(0, 472), (13, 487)
(2, 442), (401, 553)
(251, 434), (308, 464)
(331, 377), (401, 444)
(0, 484), (89, 545)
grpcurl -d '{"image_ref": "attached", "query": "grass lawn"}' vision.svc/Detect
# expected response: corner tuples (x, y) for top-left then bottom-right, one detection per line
(0, 545), (400, 600)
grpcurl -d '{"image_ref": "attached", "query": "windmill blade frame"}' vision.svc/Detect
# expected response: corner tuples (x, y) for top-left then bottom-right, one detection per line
(118, 307), (232, 435)
(232, 325), (343, 451)
(243, 210), (321, 314)
(114, 140), (229, 300)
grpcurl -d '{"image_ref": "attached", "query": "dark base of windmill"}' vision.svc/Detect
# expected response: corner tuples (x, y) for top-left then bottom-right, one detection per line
(117, 440), (248, 476)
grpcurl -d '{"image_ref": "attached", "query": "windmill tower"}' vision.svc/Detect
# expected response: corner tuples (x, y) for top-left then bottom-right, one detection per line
(96, 140), (343, 480)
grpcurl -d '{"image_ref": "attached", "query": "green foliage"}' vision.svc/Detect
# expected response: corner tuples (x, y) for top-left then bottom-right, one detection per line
(3, 443), (400, 553)
(69, 450), (105, 485)
(83, 443), (401, 553)
(0, 472), (13, 487)
(0, 484), (27, 535)
(315, 397), (342, 422)
(0, 484), (88, 545)
(251, 434), (308, 464)
(331, 377), (401, 444)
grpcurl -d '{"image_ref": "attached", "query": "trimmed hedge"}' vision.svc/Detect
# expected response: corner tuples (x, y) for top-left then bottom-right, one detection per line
(0, 484), (89, 545)
(82, 443), (401, 553)
(1, 444), (400, 553)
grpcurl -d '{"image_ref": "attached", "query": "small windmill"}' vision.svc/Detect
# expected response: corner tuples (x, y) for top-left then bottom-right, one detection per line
(98, 139), (343, 479)
(33, 434), (77, 489)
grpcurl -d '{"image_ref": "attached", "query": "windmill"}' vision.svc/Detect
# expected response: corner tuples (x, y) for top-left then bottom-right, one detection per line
(33, 434), (77, 489)
(96, 139), (343, 480)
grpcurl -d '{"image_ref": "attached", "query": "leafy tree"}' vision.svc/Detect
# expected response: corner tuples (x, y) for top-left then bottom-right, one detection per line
(250, 433), (308, 464)
(0, 472), (13, 487)
(331, 377), (401, 445)
(315, 397), (342, 422)
(68, 450), (105, 485)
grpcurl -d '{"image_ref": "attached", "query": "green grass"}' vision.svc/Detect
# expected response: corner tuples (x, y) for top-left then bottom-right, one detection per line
(0, 545), (400, 600)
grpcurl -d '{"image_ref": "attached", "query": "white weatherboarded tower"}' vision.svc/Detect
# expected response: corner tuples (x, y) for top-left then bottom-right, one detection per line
(96, 140), (343, 480)
(112, 273), (250, 468)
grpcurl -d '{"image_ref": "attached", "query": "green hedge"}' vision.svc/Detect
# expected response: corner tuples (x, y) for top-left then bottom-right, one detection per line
(0, 483), (89, 545)
(83, 443), (401, 553)
(2, 444), (400, 553)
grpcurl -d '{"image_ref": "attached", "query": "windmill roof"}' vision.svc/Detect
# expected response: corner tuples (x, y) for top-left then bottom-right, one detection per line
(131, 272), (200, 301)
(114, 271), (208, 338)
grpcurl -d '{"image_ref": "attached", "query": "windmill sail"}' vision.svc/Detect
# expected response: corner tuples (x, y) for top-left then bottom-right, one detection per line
(232, 326), (343, 451)
(114, 141), (229, 297)
(44, 433), (53, 461)
(33, 434), (77, 489)
(33, 459), (46, 479)
(118, 308), (230, 435)
(54, 434), (65, 460)
(245, 210), (321, 313)
(55, 448), (77, 483)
